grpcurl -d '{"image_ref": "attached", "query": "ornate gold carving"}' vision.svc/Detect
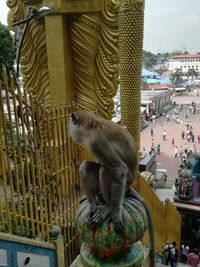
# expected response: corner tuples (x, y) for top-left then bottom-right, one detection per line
(94, 0), (120, 118)
(69, 0), (119, 119)
(120, 0), (144, 11)
(7, 0), (51, 109)
(69, 13), (100, 112)
(20, 20), (51, 108)
(119, 0), (145, 149)
(7, 0), (143, 124)
(7, 0), (25, 29)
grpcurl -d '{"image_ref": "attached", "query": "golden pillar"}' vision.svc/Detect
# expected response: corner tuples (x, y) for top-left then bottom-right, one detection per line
(45, 14), (75, 104)
(119, 0), (145, 150)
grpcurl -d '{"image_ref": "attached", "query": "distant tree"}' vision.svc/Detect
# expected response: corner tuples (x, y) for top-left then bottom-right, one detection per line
(156, 52), (169, 64)
(187, 68), (198, 81)
(141, 79), (149, 87)
(0, 23), (15, 80)
(142, 50), (157, 69)
(170, 68), (183, 86)
(155, 67), (168, 76)
(169, 50), (184, 57)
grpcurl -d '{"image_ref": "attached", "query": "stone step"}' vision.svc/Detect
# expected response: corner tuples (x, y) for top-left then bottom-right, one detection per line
(156, 263), (188, 267)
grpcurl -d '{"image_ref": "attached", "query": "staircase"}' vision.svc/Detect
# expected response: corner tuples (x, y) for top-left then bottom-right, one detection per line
(135, 178), (182, 252)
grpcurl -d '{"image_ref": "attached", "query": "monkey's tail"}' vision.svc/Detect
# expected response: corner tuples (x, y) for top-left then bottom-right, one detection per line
(126, 188), (155, 267)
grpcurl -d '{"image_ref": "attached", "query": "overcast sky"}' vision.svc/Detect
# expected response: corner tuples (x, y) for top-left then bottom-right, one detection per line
(0, 0), (200, 54)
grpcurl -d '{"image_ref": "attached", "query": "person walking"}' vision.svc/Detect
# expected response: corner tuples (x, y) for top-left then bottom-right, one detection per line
(191, 133), (195, 143)
(174, 146), (178, 158)
(187, 134), (191, 142)
(163, 241), (173, 265)
(181, 130), (185, 140)
(170, 241), (178, 267)
(150, 127), (154, 137)
(157, 143), (161, 155)
(163, 130), (167, 141)
(187, 248), (200, 267)
(167, 114), (169, 121)
(184, 143), (188, 154)
(178, 145), (183, 158)
(181, 243), (189, 263)
(172, 138), (175, 146)
(151, 138), (155, 151)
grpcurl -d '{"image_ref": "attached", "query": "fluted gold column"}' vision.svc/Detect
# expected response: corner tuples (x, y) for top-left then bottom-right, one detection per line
(119, 0), (145, 151)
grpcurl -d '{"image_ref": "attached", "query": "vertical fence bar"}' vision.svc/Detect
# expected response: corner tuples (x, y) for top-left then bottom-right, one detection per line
(22, 93), (40, 237)
(45, 110), (57, 225)
(60, 105), (72, 266)
(2, 68), (18, 232)
(25, 93), (44, 239)
(0, 80), (11, 232)
(9, 74), (24, 235)
(15, 83), (32, 234)
(40, 109), (54, 241)
(38, 107), (50, 240)
(52, 108), (62, 225)
(55, 107), (66, 224)
(65, 105), (73, 263)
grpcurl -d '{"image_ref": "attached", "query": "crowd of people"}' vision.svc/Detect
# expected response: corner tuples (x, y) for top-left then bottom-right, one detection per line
(149, 104), (200, 163)
(143, 102), (200, 266)
(162, 241), (200, 267)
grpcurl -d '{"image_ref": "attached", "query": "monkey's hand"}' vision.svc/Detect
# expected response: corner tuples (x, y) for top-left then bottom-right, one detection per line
(88, 205), (110, 226)
(112, 212), (123, 232)
(87, 204), (98, 222)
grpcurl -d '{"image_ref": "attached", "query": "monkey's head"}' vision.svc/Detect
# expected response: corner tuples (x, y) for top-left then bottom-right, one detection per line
(68, 111), (100, 145)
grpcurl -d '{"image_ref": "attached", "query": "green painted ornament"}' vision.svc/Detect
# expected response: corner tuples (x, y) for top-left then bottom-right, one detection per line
(76, 197), (148, 258)
(80, 241), (144, 267)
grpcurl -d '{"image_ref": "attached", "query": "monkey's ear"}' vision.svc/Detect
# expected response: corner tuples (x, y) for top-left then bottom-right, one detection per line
(71, 113), (79, 125)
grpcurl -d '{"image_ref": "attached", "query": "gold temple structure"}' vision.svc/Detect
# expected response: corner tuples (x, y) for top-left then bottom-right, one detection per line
(0, 0), (182, 266)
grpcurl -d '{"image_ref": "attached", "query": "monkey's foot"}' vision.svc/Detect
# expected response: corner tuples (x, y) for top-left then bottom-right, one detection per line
(87, 205), (110, 226)
(112, 213), (123, 233)
(76, 198), (148, 258)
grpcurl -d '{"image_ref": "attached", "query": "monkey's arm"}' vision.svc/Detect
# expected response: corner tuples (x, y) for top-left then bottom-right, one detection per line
(110, 163), (128, 231)
(90, 142), (129, 231)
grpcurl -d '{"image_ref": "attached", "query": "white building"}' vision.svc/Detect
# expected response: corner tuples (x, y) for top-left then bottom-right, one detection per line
(169, 54), (200, 73)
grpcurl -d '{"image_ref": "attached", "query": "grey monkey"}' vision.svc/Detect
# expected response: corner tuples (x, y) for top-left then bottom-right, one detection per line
(68, 111), (155, 266)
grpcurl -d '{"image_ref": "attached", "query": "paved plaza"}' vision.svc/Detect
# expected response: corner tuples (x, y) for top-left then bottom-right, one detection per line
(141, 92), (200, 185)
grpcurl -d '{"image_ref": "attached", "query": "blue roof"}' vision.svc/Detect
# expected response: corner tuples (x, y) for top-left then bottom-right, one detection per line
(159, 78), (171, 84)
(142, 69), (159, 77)
(144, 78), (161, 85)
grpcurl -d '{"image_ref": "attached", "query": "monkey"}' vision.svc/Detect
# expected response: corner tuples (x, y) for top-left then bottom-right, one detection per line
(68, 111), (155, 267)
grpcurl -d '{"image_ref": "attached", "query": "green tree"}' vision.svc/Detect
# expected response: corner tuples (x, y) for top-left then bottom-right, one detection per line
(0, 23), (15, 80)
(170, 68), (183, 86)
(142, 50), (157, 69)
(187, 68), (198, 81)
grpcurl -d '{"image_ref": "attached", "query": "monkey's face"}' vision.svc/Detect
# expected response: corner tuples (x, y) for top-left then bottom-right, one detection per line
(68, 112), (87, 144)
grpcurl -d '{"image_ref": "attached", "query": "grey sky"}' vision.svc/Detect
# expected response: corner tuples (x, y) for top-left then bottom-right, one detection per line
(0, 0), (200, 54)
(144, 0), (200, 53)
(0, 1), (9, 26)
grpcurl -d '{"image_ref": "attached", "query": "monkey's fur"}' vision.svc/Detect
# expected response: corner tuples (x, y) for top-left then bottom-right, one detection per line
(69, 111), (155, 267)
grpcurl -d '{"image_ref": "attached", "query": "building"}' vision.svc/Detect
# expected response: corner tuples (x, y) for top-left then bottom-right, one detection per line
(169, 54), (200, 73)
(142, 69), (172, 89)
(141, 89), (172, 117)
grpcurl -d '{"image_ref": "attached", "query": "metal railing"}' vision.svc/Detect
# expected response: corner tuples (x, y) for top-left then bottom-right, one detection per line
(0, 67), (91, 266)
